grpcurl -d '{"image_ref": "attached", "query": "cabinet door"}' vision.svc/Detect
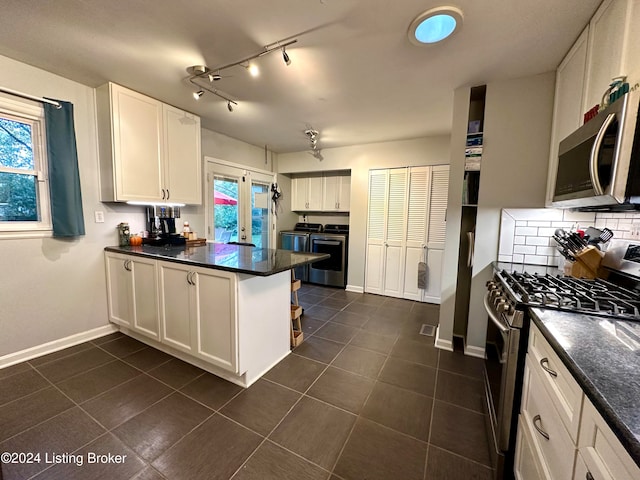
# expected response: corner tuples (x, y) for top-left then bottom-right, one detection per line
(308, 176), (323, 210)
(583, 0), (630, 111)
(193, 268), (238, 372)
(131, 257), (159, 340)
(291, 178), (308, 210)
(515, 416), (551, 480)
(423, 248), (444, 304)
(546, 27), (589, 206)
(159, 262), (195, 354)
(163, 105), (202, 205)
(338, 175), (351, 211)
(322, 175), (339, 211)
(105, 253), (133, 328)
(110, 84), (164, 202)
(382, 169), (408, 298)
(365, 170), (388, 295)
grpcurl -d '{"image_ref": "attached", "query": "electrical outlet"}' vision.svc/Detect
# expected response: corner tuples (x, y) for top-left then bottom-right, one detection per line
(94, 211), (105, 223)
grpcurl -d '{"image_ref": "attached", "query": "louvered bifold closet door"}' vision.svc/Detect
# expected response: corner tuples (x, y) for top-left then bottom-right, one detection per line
(382, 168), (408, 298)
(365, 170), (388, 295)
(402, 167), (430, 301)
(423, 165), (450, 303)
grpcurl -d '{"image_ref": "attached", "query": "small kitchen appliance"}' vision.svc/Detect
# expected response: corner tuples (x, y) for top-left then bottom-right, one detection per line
(143, 206), (185, 246)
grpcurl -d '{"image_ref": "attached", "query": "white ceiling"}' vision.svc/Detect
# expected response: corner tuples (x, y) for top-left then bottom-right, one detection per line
(0, 0), (601, 153)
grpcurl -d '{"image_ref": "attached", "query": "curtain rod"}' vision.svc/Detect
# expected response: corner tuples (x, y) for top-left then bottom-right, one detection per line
(0, 86), (61, 108)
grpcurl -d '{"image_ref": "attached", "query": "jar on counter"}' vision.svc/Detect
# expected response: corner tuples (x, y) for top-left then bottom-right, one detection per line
(183, 221), (191, 238)
(117, 222), (130, 246)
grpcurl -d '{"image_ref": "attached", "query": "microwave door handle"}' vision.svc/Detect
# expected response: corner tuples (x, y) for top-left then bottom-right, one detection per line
(589, 112), (615, 195)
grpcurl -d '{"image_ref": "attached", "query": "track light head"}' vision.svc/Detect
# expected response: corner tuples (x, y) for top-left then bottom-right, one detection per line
(193, 90), (204, 100)
(227, 101), (234, 112)
(282, 47), (291, 66)
(246, 62), (259, 77)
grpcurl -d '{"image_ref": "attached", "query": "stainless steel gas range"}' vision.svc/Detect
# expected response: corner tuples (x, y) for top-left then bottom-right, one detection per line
(483, 240), (640, 479)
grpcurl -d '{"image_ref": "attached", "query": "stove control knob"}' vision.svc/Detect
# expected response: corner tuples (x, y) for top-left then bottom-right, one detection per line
(486, 281), (496, 288)
(497, 302), (510, 313)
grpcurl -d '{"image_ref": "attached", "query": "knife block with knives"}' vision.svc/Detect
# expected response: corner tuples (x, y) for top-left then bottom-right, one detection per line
(568, 246), (604, 279)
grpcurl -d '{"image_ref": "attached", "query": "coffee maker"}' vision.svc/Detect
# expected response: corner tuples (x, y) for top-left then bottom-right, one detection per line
(143, 206), (186, 246)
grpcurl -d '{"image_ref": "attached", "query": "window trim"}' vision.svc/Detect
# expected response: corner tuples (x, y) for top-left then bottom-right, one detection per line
(0, 95), (52, 238)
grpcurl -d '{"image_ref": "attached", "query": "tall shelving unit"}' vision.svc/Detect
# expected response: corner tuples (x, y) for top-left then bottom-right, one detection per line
(453, 85), (485, 340)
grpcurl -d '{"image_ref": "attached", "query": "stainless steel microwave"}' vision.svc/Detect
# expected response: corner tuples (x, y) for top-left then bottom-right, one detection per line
(552, 89), (640, 208)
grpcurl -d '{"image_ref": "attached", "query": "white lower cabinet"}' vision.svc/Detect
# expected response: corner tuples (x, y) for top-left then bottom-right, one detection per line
(105, 252), (159, 339)
(158, 261), (238, 373)
(519, 357), (577, 480)
(577, 399), (640, 480)
(515, 323), (640, 480)
(515, 416), (550, 480)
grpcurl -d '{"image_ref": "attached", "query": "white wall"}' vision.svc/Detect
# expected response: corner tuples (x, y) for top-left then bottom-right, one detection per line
(0, 54), (150, 357)
(276, 136), (451, 290)
(438, 72), (555, 356)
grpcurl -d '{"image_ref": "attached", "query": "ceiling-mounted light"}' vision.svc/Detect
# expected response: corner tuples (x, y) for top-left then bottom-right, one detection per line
(227, 101), (234, 112)
(282, 47), (291, 66)
(408, 6), (463, 45)
(248, 62), (260, 77)
(193, 90), (204, 100)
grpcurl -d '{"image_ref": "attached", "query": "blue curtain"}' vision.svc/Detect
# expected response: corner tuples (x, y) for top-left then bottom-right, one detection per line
(44, 100), (85, 237)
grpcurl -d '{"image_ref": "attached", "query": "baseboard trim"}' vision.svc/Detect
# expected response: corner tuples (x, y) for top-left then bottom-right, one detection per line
(464, 344), (486, 359)
(346, 284), (364, 293)
(0, 324), (119, 369)
(434, 325), (454, 351)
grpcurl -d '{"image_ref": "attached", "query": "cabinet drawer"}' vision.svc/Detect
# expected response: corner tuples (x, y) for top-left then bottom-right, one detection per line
(521, 357), (577, 480)
(515, 415), (551, 480)
(528, 323), (583, 441)
(578, 397), (640, 480)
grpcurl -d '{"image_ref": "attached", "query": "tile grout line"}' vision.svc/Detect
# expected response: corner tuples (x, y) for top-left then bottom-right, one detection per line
(424, 347), (441, 480)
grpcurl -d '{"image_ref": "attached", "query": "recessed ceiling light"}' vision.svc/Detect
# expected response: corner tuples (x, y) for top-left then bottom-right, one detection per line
(408, 6), (463, 45)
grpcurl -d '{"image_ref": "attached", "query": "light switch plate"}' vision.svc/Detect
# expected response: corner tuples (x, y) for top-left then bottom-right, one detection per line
(94, 211), (105, 223)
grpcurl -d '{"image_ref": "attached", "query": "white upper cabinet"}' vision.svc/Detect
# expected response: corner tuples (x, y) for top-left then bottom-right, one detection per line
(292, 173), (350, 212)
(322, 175), (351, 211)
(583, 0), (635, 112)
(163, 104), (202, 205)
(291, 175), (323, 211)
(97, 83), (202, 205)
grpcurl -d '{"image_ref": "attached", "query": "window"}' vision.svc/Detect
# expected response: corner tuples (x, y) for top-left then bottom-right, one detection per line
(0, 96), (50, 236)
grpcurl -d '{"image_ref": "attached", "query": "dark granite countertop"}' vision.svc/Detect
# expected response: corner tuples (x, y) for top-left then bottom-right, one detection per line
(530, 308), (640, 467)
(105, 243), (330, 276)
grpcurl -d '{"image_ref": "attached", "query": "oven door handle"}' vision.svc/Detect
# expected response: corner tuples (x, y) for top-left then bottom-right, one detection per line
(483, 292), (510, 334)
(314, 240), (341, 246)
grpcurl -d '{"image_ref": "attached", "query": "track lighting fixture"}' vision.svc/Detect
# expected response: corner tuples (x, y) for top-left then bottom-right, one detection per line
(186, 37), (297, 108)
(305, 127), (322, 158)
(193, 90), (204, 100)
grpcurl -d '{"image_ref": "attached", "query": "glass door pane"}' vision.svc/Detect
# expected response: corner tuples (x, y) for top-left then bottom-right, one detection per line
(212, 175), (239, 243)
(250, 180), (271, 249)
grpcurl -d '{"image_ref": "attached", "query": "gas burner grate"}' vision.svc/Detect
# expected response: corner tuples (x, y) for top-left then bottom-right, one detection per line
(500, 270), (640, 321)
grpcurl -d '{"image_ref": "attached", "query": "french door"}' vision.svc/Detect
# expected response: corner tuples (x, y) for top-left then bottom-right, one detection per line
(205, 160), (275, 249)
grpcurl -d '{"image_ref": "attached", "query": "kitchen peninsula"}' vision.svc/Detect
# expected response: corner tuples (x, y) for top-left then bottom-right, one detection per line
(104, 243), (329, 387)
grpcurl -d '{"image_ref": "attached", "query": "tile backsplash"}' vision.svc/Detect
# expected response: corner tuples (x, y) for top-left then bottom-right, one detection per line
(498, 209), (640, 266)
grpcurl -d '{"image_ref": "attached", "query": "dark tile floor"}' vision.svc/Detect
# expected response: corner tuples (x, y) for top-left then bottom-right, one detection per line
(0, 284), (493, 480)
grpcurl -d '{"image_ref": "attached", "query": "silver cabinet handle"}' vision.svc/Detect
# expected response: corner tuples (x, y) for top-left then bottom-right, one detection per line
(124, 260), (132, 271)
(540, 358), (558, 377)
(166, 189), (170, 200)
(162, 189), (166, 200)
(532, 415), (550, 440)
(187, 271), (195, 285)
